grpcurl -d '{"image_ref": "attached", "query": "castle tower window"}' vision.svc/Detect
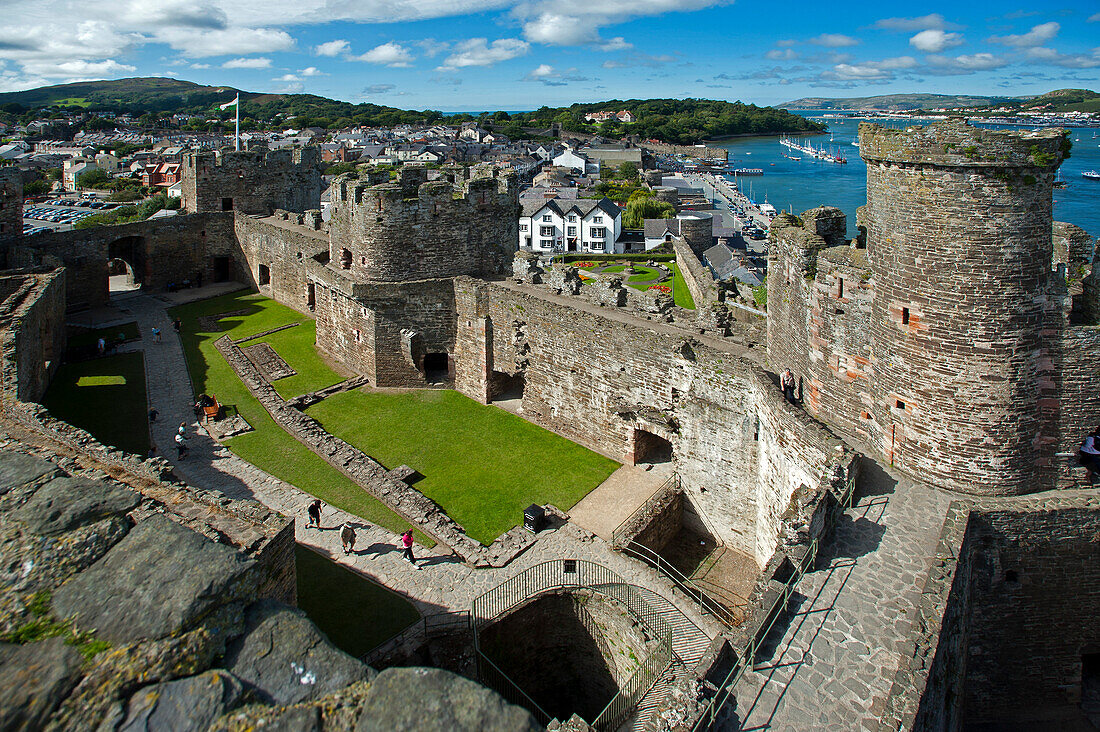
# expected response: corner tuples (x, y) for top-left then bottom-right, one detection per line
(258, 264), (271, 286)
(340, 248), (352, 270)
(221, 197), (233, 211)
(902, 307), (910, 325)
(895, 399), (906, 410)
(837, 277), (844, 298)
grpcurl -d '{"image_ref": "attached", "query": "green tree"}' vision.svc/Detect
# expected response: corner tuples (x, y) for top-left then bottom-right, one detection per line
(617, 161), (639, 180)
(76, 168), (110, 188)
(622, 197), (675, 228)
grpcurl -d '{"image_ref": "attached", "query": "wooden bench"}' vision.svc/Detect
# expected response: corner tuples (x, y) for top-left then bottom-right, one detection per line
(202, 397), (220, 424)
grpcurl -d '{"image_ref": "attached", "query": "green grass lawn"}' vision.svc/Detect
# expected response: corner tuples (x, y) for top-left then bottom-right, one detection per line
(68, 321), (140, 352)
(167, 291), (432, 545)
(295, 544), (419, 657)
(44, 352), (149, 455)
(668, 262), (697, 310)
(307, 389), (620, 545)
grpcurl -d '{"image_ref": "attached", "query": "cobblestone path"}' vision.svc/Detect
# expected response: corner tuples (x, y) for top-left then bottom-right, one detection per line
(119, 292), (721, 637)
(730, 460), (954, 731)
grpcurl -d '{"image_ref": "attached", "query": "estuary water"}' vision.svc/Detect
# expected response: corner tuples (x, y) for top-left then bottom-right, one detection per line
(709, 112), (1100, 237)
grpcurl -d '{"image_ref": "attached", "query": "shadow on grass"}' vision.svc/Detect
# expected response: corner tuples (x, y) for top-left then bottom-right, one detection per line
(43, 352), (149, 455)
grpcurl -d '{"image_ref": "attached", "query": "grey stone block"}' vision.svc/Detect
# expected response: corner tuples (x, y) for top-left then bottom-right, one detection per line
(12, 476), (140, 536)
(53, 514), (255, 644)
(354, 667), (542, 732)
(0, 451), (61, 495)
(0, 637), (83, 731)
(224, 600), (372, 705)
(118, 670), (244, 732)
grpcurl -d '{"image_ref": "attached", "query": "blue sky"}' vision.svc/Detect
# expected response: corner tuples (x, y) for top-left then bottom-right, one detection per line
(1, 1), (1098, 110)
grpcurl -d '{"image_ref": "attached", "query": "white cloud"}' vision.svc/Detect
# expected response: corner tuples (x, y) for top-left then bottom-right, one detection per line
(872, 14), (962, 31)
(1026, 47), (1100, 69)
(925, 52), (1007, 73)
(1089, 13), (1100, 23)
(989, 21), (1059, 48)
(514, 0), (726, 47)
(363, 83), (396, 94)
(275, 73), (299, 81)
(190, 63), (210, 69)
(604, 37), (632, 51)
(438, 38), (529, 69)
(222, 56), (272, 69)
(20, 58), (137, 80)
(766, 48), (798, 60)
(824, 56), (917, 81)
(298, 66), (324, 76)
(909, 30), (964, 53)
(271, 80), (303, 93)
(169, 27), (294, 57)
(353, 42), (415, 67)
(314, 39), (350, 57)
(810, 33), (860, 47)
(526, 63), (555, 79)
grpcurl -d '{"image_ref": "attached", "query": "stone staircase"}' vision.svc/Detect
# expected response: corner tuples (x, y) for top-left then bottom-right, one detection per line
(618, 587), (713, 732)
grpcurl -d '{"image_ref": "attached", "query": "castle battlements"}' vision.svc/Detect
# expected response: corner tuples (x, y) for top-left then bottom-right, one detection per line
(181, 147), (322, 216)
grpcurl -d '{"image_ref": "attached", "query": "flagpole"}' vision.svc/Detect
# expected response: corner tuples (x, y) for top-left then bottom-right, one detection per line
(235, 95), (240, 151)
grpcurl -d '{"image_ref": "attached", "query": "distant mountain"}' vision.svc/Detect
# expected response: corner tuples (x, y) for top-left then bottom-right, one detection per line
(996, 88), (1100, 113)
(780, 93), (1026, 111)
(0, 78), (243, 113)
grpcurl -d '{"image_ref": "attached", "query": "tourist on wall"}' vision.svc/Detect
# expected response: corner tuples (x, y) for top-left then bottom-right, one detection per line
(341, 523), (356, 554)
(1081, 428), (1100, 485)
(307, 499), (324, 529)
(781, 368), (797, 404)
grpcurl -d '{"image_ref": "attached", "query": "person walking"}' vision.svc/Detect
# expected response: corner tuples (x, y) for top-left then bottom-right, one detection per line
(152, 327), (161, 344)
(96, 337), (106, 356)
(174, 432), (188, 459)
(340, 523), (356, 554)
(400, 530), (418, 568)
(178, 422), (187, 438)
(307, 499), (324, 529)
(172, 318), (182, 334)
(1081, 427), (1100, 486)
(780, 368), (797, 404)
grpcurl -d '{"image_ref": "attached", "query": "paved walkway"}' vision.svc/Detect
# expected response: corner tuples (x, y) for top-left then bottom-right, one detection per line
(100, 291), (722, 638)
(730, 459), (954, 732)
(569, 463), (675, 541)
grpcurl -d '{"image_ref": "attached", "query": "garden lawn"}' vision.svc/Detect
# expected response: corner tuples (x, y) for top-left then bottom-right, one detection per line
(295, 545), (419, 656)
(44, 352), (149, 455)
(668, 262), (696, 310)
(168, 291), (432, 545)
(307, 389), (621, 546)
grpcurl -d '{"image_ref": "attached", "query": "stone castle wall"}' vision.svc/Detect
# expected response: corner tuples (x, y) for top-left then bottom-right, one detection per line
(181, 148), (322, 216)
(0, 267), (66, 402)
(234, 213), (327, 313)
(0, 167), (22, 244)
(883, 493), (1100, 731)
(327, 164), (518, 282)
(454, 278), (841, 565)
(767, 121), (1093, 496)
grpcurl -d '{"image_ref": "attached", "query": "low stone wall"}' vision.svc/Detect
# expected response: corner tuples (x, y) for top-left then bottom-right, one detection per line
(0, 267), (66, 403)
(213, 335), (538, 566)
(611, 480), (683, 554)
(644, 141), (729, 162)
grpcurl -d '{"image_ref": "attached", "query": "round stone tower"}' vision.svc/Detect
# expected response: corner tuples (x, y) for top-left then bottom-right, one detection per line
(860, 120), (1069, 495)
(676, 212), (713, 256)
(652, 186), (679, 209)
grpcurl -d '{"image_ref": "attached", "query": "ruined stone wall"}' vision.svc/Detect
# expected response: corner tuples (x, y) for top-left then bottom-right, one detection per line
(0, 268), (66, 402)
(1054, 325), (1100, 486)
(454, 278), (839, 563)
(961, 504), (1100, 726)
(18, 212), (235, 310)
(234, 214), (327, 313)
(181, 148), (322, 216)
(0, 167), (22, 244)
(862, 121), (1067, 495)
(672, 235), (717, 308)
(327, 164), (518, 282)
(766, 211), (875, 446)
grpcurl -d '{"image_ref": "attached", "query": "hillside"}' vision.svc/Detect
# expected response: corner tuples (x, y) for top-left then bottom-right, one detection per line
(780, 93), (1025, 111)
(991, 88), (1100, 113)
(0, 78), (822, 144)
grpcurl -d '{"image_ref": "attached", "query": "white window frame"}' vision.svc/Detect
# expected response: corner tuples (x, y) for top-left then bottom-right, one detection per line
(591, 227), (606, 239)
(567, 226), (577, 236)
(542, 214), (552, 222)
(540, 226), (555, 236)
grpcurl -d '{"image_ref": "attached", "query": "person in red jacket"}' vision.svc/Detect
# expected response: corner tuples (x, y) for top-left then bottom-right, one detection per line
(400, 530), (419, 569)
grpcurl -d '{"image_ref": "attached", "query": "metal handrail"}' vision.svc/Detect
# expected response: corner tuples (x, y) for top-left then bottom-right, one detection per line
(610, 473), (681, 548)
(620, 541), (741, 628)
(471, 559), (674, 731)
(690, 467), (859, 731)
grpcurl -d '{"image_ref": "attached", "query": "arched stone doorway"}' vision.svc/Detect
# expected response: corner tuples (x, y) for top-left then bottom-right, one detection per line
(107, 236), (146, 294)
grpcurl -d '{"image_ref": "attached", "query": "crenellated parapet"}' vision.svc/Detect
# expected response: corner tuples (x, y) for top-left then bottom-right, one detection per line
(326, 163), (518, 282)
(181, 146), (322, 216)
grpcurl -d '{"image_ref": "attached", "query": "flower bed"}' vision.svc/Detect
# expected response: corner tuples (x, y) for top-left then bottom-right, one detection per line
(651, 284), (672, 294)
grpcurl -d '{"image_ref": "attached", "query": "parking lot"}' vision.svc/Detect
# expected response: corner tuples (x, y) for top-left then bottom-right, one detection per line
(22, 197), (121, 234)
